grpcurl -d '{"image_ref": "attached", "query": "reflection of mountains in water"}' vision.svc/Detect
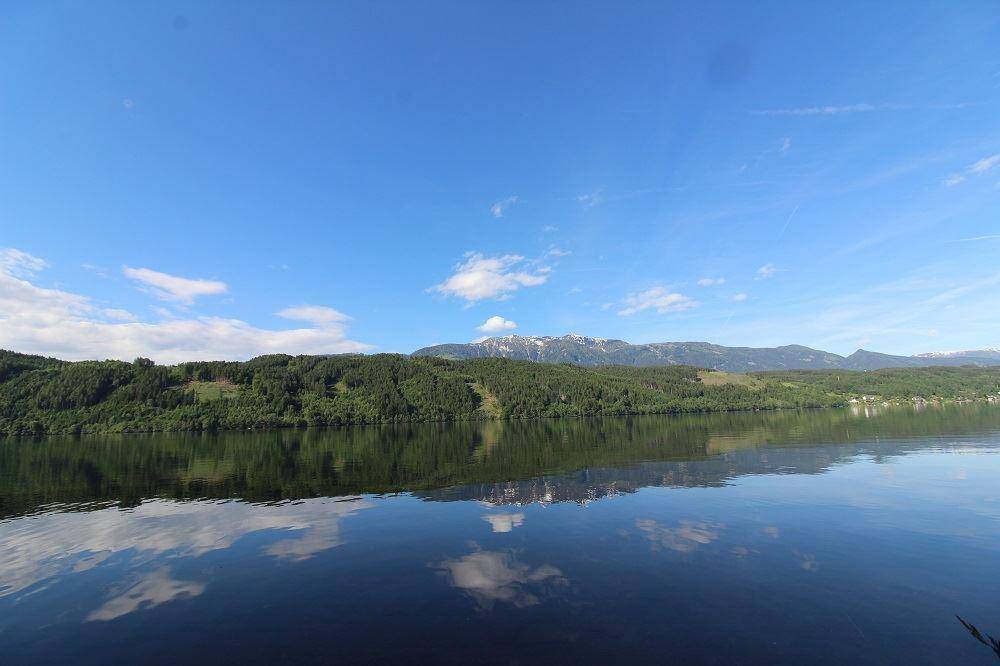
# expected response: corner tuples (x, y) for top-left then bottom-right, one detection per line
(419, 434), (980, 506)
(2, 405), (999, 518)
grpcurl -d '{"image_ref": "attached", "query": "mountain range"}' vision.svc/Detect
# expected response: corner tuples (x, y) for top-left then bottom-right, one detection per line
(412, 335), (1000, 372)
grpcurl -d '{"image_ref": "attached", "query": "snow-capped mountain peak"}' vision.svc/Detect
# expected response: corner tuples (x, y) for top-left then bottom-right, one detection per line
(915, 348), (1000, 359)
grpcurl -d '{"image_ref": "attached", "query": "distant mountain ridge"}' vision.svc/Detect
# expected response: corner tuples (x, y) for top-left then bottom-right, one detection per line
(914, 348), (1000, 360)
(412, 334), (1000, 372)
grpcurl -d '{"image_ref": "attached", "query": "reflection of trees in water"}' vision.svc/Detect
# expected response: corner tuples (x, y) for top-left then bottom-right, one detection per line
(957, 616), (1000, 660)
(1, 405), (998, 518)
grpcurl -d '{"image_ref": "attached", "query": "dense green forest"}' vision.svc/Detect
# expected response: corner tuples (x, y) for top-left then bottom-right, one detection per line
(1, 349), (999, 435)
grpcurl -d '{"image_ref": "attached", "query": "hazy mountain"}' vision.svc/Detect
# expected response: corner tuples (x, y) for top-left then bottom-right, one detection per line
(412, 335), (1000, 372)
(840, 349), (928, 370)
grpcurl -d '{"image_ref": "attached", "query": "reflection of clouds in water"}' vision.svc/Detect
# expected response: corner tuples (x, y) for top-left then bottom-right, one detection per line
(86, 567), (204, 622)
(636, 519), (725, 553)
(731, 546), (759, 558)
(482, 512), (525, 533)
(0, 497), (371, 600)
(793, 550), (819, 571)
(434, 549), (565, 609)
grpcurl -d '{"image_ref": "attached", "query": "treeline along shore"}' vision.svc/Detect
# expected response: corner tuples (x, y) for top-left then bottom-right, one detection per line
(1, 349), (999, 436)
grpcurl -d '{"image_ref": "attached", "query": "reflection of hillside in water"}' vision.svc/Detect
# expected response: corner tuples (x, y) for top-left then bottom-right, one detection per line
(1, 405), (998, 518)
(420, 433), (977, 506)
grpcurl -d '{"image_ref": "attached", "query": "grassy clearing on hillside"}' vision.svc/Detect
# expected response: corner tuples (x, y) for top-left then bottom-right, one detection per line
(698, 370), (763, 389)
(470, 382), (502, 418)
(188, 380), (240, 402)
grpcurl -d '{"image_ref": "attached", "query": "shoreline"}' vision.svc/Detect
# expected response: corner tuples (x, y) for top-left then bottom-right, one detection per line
(6, 399), (998, 439)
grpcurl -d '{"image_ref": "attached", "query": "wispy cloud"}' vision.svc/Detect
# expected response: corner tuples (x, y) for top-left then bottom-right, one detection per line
(969, 154), (1000, 174)
(476, 315), (517, 334)
(944, 152), (1000, 186)
(697, 277), (726, 286)
(0, 248), (47, 279)
(750, 103), (901, 116)
(576, 186), (676, 209)
(952, 234), (1000, 242)
(82, 263), (110, 278)
(618, 287), (697, 316)
(123, 267), (228, 305)
(577, 190), (603, 208)
(777, 204), (800, 240)
(755, 263), (783, 280)
(430, 252), (549, 304)
(276, 305), (351, 326)
(718, 267), (1000, 355)
(544, 246), (571, 259)
(732, 293), (747, 302)
(102, 308), (138, 322)
(779, 137), (792, 155)
(490, 196), (519, 218)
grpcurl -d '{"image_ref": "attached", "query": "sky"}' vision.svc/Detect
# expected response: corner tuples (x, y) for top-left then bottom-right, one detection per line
(2, 1), (999, 363)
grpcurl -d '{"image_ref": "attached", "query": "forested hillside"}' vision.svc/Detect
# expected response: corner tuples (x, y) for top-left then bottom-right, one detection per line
(1, 350), (999, 436)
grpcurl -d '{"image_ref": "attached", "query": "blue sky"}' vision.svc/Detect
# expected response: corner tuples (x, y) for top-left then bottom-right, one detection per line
(2, 1), (999, 362)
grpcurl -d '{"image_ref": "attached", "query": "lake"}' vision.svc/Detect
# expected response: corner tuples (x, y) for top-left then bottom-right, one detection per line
(2, 405), (999, 664)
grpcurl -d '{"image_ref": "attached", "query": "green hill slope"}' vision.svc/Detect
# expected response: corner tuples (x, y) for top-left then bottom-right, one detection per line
(1, 349), (999, 435)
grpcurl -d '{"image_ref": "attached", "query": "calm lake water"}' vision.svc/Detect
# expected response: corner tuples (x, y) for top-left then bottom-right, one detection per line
(2, 406), (1000, 664)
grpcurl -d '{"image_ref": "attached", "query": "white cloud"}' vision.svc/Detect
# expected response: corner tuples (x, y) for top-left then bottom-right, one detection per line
(0, 248), (47, 279)
(482, 513), (525, 533)
(476, 315), (517, 334)
(779, 137), (792, 155)
(756, 264), (782, 280)
(0, 250), (372, 363)
(123, 266), (228, 305)
(544, 246), (571, 258)
(944, 174), (965, 187)
(430, 252), (549, 303)
(542, 225), (558, 233)
(697, 277), (726, 286)
(618, 287), (697, 316)
(490, 195), (519, 218)
(732, 293), (748, 302)
(276, 305), (351, 326)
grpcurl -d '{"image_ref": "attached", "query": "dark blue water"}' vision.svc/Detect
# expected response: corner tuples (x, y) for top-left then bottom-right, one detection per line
(2, 407), (999, 664)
